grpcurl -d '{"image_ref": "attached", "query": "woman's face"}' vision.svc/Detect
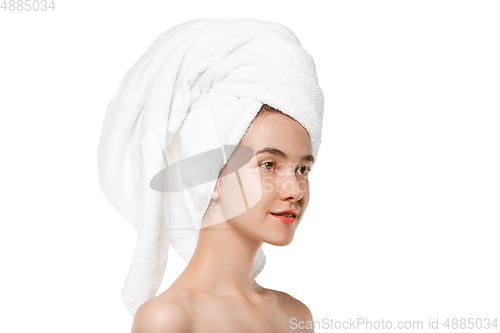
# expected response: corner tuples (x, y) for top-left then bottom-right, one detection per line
(212, 109), (314, 246)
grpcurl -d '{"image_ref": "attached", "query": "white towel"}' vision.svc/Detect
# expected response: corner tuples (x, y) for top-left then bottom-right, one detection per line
(97, 18), (324, 316)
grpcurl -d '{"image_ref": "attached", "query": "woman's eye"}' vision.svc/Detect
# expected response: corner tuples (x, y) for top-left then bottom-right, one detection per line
(297, 165), (311, 176)
(260, 162), (312, 175)
(260, 161), (275, 171)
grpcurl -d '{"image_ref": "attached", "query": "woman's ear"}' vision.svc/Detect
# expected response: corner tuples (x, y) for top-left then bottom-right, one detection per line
(211, 163), (228, 201)
(211, 187), (220, 200)
(211, 172), (223, 200)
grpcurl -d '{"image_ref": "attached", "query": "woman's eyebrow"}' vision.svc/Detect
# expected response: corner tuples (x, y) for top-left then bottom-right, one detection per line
(255, 147), (314, 163)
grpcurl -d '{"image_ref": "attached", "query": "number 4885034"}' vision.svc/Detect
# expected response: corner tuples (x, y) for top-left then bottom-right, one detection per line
(1, 0), (56, 11)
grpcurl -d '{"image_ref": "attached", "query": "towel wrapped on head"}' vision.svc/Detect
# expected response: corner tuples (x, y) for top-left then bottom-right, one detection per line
(97, 17), (324, 316)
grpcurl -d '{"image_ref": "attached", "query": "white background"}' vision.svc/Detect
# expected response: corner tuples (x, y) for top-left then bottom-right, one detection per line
(1, 1), (499, 332)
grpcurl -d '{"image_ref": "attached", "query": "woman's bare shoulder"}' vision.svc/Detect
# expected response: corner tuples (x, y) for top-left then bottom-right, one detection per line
(131, 290), (195, 333)
(267, 288), (313, 321)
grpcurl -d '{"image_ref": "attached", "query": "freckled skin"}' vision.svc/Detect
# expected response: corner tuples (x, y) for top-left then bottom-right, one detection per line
(132, 108), (315, 333)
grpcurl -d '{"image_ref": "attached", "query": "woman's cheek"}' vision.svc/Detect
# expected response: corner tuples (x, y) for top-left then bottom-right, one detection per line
(236, 163), (264, 209)
(261, 173), (275, 194)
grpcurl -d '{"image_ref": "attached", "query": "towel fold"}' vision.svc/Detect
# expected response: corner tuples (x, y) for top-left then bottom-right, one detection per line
(97, 18), (324, 316)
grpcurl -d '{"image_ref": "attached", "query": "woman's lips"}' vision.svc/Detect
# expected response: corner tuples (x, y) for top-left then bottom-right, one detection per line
(270, 213), (295, 224)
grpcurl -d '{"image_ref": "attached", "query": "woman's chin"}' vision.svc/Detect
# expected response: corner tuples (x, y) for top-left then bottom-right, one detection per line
(263, 231), (295, 246)
(269, 238), (294, 246)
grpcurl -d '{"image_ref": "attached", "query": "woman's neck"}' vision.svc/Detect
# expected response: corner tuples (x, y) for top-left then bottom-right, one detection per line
(173, 220), (264, 298)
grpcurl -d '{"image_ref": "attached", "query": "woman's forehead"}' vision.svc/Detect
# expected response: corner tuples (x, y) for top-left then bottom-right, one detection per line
(241, 113), (312, 154)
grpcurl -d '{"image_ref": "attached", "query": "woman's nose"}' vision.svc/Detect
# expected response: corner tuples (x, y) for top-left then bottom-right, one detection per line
(278, 170), (304, 202)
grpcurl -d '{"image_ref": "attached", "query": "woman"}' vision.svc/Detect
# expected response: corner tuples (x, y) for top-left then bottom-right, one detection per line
(97, 18), (323, 333)
(132, 105), (315, 332)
